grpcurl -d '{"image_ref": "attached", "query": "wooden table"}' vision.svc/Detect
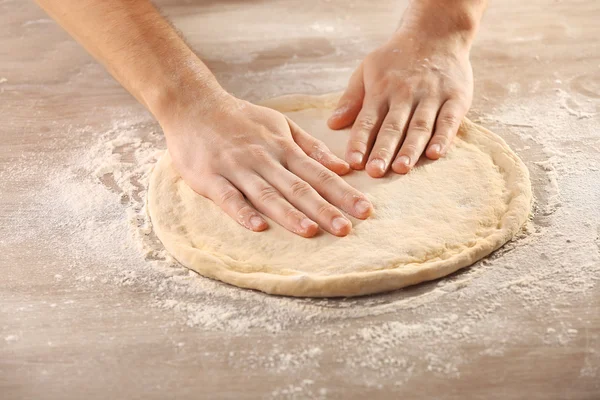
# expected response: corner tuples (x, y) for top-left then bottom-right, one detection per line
(2, 1), (599, 399)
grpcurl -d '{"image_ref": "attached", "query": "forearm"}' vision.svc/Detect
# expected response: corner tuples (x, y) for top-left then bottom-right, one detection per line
(35, 0), (221, 119)
(397, 0), (487, 45)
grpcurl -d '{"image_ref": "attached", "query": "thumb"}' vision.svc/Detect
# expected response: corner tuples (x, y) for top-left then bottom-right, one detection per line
(328, 64), (365, 130)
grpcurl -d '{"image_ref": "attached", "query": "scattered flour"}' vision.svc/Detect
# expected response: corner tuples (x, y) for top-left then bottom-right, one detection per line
(4, 335), (19, 342)
(4, 85), (599, 389)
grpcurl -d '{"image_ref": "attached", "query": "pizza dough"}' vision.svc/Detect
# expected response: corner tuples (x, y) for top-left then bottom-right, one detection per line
(147, 93), (532, 297)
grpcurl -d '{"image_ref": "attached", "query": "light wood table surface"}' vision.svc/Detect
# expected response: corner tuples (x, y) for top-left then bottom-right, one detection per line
(1, 0), (599, 399)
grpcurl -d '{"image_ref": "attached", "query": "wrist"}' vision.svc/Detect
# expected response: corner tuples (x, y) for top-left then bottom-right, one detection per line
(395, 0), (485, 48)
(141, 56), (227, 127)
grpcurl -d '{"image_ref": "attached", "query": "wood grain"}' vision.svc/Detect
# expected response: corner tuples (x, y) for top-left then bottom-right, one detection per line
(1, 0), (599, 399)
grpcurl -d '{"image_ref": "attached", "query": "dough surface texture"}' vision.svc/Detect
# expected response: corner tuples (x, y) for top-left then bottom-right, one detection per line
(147, 93), (532, 297)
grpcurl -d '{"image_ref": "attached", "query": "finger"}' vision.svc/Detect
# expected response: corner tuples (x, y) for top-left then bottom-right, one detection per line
(284, 149), (373, 220)
(259, 163), (354, 237)
(425, 99), (466, 160)
(328, 64), (365, 130)
(365, 103), (412, 178)
(287, 116), (350, 176)
(233, 172), (319, 238)
(392, 100), (439, 174)
(345, 97), (388, 170)
(206, 175), (268, 232)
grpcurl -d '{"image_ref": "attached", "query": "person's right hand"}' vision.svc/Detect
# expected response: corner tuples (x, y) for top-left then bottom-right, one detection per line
(159, 89), (373, 238)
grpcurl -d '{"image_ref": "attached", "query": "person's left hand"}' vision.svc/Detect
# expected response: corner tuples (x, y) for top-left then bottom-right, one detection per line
(327, 31), (474, 177)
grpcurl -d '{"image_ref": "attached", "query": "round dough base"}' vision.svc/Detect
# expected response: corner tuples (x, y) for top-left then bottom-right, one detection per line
(147, 93), (532, 297)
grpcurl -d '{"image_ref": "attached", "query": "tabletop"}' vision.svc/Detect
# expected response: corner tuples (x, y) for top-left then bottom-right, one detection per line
(1, 0), (599, 399)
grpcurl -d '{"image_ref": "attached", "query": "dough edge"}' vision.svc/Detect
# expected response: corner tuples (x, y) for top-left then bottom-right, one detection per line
(147, 93), (533, 298)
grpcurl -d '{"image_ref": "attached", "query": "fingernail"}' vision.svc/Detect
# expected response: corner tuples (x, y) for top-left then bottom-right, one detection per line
(250, 216), (264, 230)
(328, 107), (344, 123)
(348, 151), (363, 165)
(332, 103), (349, 116)
(430, 144), (442, 155)
(396, 155), (410, 167)
(355, 199), (372, 215)
(332, 216), (350, 232)
(369, 158), (385, 173)
(301, 218), (316, 231)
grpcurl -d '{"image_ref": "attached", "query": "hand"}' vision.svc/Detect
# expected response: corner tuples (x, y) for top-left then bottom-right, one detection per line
(161, 90), (373, 238)
(328, 30), (474, 177)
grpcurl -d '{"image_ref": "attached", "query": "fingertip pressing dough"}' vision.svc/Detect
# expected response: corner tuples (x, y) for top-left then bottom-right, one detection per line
(147, 93), (532, 297)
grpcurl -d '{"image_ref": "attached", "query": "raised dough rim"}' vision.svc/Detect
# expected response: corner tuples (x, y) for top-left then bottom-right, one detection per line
(147, 93), (532, 297)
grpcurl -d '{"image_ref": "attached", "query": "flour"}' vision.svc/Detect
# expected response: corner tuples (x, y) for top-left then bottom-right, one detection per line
(8, 88), (598, 387)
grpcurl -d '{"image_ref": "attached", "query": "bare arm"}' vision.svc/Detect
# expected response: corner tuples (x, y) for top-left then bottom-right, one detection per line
(36, 0), (373, 237)
(34, 0), (218, 119)
(329, 0), (487, 177)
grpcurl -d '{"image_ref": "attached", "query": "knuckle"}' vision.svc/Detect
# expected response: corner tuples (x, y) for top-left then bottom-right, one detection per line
(317, 169), (336, 185)
(391, 81), (411, 94)
(310, 140), (328, 156)
(289, 180), (312, 198)
(348, 139), (368, 151)
(316, 203), (334, 217)
(380, 121), (404, 135)
(385, 73), (408, 88)
(373, 77), (392, 93)
(277, 137), (294, 150)
(401, 143), (420, 155)
(398, 85), (414, 98)
(310, 138), (325, 150)
(410, 118), (432, 133)
(438, 113), (460, 128)
(309, 142), (329, 162)
(283, 142), (303, 159)
(258, 186), (280, 203)
(219, 151), (241, 168)
(374, 148), (394, 159)
(356, 117), (377, 132)
(218, 187), (241, 206)
(249, 145), (271, 162)
(284, 207), (301, 221)
(450, 92), (470, 104)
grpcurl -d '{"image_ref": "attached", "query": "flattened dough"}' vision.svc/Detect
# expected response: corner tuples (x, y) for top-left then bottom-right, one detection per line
(147, 93), (532, 297)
